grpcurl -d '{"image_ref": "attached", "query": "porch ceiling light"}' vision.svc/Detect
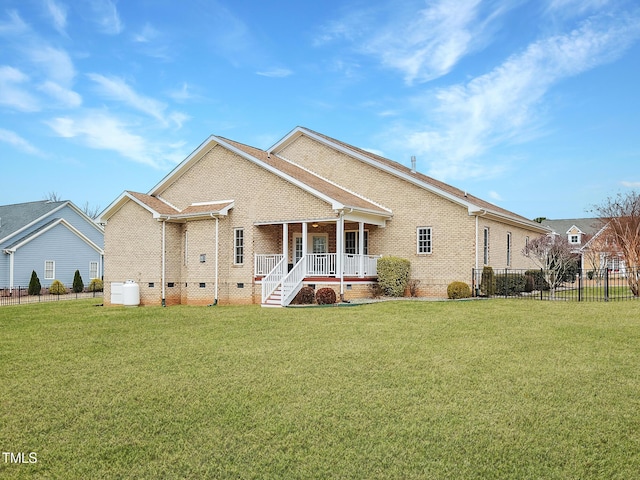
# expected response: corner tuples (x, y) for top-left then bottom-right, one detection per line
(311, 223), (319, 228)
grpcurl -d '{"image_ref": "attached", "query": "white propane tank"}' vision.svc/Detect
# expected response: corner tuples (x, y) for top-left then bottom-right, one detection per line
(122, 280), (140, 306)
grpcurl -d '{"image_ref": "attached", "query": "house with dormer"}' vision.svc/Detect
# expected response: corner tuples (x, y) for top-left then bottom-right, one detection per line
(99, 127), (548, 306)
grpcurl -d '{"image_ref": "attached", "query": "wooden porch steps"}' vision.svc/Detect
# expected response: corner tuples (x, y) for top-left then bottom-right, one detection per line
(261, 286), (283, 308)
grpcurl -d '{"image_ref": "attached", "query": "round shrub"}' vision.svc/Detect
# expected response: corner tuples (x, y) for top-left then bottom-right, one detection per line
(292, 286), (315, 305)
(89, 278), (104, 292)
(447, 281), (471, 299)
(316, 287), (337, 305)
(377, 256), (411, 297)
(49, 280), (67, 295)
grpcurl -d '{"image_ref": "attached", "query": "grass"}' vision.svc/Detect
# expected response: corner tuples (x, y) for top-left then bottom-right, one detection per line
(1, 299), (640, 479)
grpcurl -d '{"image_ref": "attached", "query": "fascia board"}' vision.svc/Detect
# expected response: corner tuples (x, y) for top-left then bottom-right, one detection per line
(8, 218), (104, 254)
(98, 192), (163, 223)
(471, 209), (550, 233)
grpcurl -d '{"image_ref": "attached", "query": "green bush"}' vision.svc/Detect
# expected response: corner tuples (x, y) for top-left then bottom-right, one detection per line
(316, 287), (337, 305)
(28, 270), (42, 296)
(89, 278), (104, 292)
(447, 281), (471, 299)
(480, 266), (495, 296)
(377, 256), (410, 297)
(495, 273), (526, 296)
(292, 286), (315, 305)
(49, 280), (67, 295)
(72, 270), (84, 293)
(525, 270), (549, 291)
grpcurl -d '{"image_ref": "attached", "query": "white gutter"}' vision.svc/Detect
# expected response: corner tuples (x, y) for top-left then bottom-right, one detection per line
(162, 220), (166, 307)
(214, 215), (219, 305)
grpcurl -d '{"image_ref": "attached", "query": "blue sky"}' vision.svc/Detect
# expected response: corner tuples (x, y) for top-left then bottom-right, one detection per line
(1, 0), (639, 220)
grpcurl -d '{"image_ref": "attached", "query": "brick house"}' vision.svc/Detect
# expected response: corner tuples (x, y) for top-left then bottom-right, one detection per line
(99, 127), (548, 306)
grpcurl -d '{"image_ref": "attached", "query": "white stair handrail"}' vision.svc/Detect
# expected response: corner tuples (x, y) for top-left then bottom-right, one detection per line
(281, 257), (307, 306)
(261, 257), (286, 303)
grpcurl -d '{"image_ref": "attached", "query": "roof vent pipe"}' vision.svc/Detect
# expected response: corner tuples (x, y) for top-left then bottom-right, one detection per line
(410, 156), (416, 173)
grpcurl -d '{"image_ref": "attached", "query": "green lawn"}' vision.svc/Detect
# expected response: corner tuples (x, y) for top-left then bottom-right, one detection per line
(2, 300), (639, 479)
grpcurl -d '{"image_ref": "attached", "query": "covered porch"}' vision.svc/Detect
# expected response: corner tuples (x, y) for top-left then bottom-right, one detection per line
(254, 210), (389, 306)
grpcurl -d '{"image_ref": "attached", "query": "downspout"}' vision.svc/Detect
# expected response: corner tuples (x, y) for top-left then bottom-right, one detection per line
(161, 219), (166, 307)
(9, 250), (14, 295)
(474, 210), (487, 296)
(214, 215), (219, 305)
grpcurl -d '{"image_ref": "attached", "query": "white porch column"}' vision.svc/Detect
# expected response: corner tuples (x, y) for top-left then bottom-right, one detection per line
(9, 251), (14, 294)
(282, 223), (289, 266)
(302, 222), (308, 263)
(337, 213), (345, 299)
(358, 221), (365, 278)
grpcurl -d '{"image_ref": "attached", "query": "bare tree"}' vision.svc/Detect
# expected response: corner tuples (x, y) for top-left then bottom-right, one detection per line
(81, 201), (102, 219)
(592, 191), (640, 296)
(44, 191), (63, 202)
(523, 234), (575, 298)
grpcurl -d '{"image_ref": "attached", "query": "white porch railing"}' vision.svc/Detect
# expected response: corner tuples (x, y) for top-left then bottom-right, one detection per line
(256, 253), (381, 278)
(261, 257), (286, 303)
(343, 254), (380, 277)
(255, 254), (284, 276)
(281, 258), (307, 306)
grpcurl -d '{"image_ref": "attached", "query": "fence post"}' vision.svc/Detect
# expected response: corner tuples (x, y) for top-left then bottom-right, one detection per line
(578, 270), (582, 302)
(604, 268), (609, 302)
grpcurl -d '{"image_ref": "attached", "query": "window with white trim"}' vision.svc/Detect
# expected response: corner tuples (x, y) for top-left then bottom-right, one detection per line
(483, 227), (490, 265)
(234, 228), (244, 265)
(89, 261), (99, 279)
(506, 232), (512, 266)
(417, 227), (432, 254)
(569, 234), (580, 244)
(344, 230), (369, 255)
(45, 260), (55, 280)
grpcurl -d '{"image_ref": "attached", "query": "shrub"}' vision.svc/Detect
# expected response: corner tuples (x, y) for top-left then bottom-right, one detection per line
(316, 287), (337, 305)
(49, 280), (67, 295)
(480, 266), (495, 296)
(368, 283), (384, 299)
(28, 270), (42, 296)
(377, 256), (410, 297)
(447, 281), (471, 299)
(72, 270), (84, 293)
(407, 279), (421, 297)
(89, 278), (104, 292)
(292, 286), (315, 305)
(495, 273), (526, 296)
(525, 270), (549, 291)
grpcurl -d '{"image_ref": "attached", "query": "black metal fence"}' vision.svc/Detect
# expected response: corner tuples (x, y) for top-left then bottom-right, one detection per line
(471, 267), (640, 301)
(0, 286), (104, 306)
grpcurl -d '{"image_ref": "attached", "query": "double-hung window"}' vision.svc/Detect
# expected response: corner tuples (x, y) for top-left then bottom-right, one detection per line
(234, 228), (244, 265)
(89, 261), (99, 279)
(417, 227), (432, 254)
(483, 227), (490, 265)
(344, 230), (369, 255)
(45, 260), (55, 280)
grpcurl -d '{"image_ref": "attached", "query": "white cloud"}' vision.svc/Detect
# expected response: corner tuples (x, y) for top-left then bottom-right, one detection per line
(0, 66), (40, 112)
(403, 11), (640, 180)
(315, 0), (513, 85)
(488, 191), (503, 201)
(39, 81), (82, 108)
(47, 112), (159, 167)
(44, 0), (68, 35)
(621, 181), (640, 188)
(256, 68), (293, 78)
(90, 0), (123, 35)
(0, 10), (29, 36)
(26, 44), (76, 86)
(0, 128), (43, 156)
(132, 23), (158, 43)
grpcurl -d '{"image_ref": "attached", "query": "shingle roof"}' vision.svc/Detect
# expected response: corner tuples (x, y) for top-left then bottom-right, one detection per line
(299, 127), (536, 225)
(542, 218), (603, 236)
(128, 192), (179, 215)
(0, 200), (66, 243)
(125, 192), (234, 219)
(219, 137), (391, 215)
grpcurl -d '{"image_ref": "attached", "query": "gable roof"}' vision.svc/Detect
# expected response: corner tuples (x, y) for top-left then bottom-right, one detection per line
(269, 126), (548, 232)
(542, 218), (602, 237)
(0, 200), (103, 246)
(140, 134), (392, 221)
(3, 218), (103, 254)
(99, 191), (235, 223)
